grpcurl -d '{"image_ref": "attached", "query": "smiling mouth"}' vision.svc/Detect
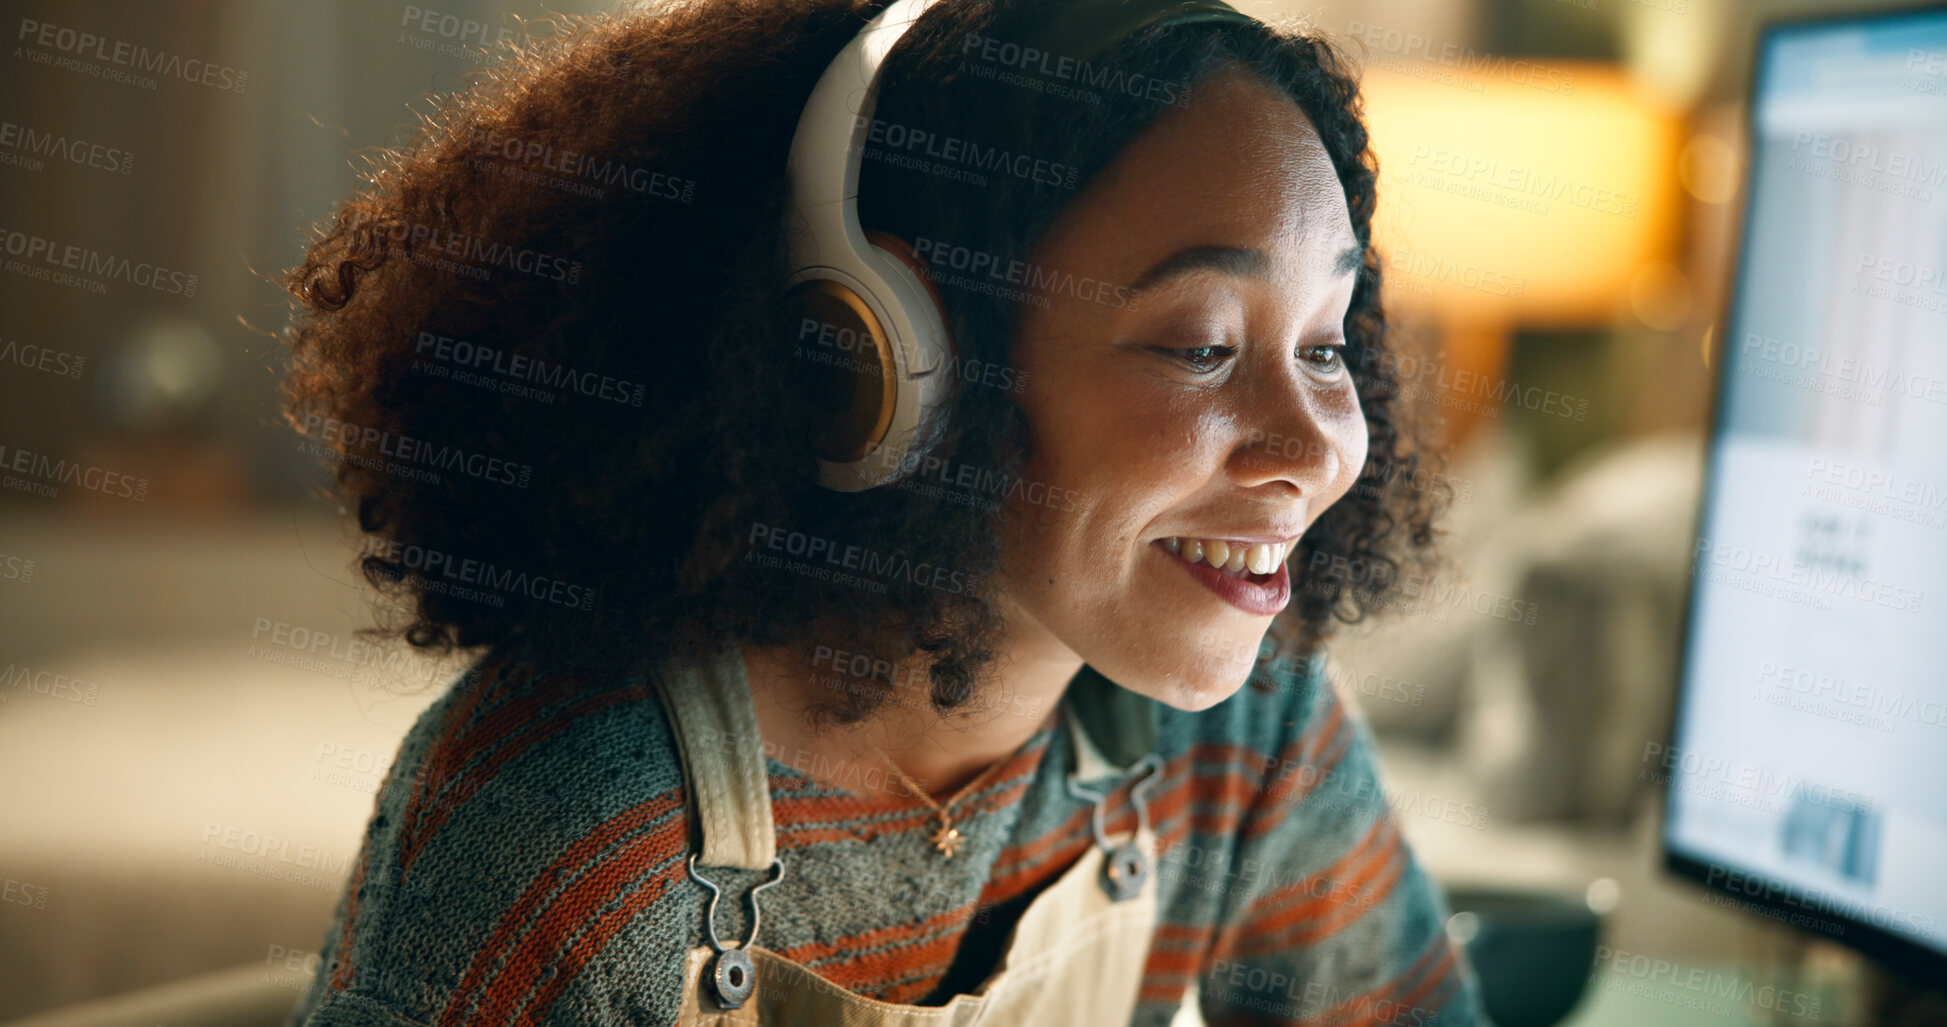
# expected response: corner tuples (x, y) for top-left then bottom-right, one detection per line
(1152, 538), (1293, 616)
(1159, 536), (1291, 576)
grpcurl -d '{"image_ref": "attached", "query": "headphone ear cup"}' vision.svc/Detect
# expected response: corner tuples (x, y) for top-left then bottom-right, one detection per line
(860, 232), (954, 469)
(788, 232), (954, 491)
(858, 231), (952, 390)
(788, 275), (900, 466)
(863, 230), (949, 333)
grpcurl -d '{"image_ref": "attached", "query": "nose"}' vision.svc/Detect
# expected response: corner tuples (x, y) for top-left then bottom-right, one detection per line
(1223, 361), (1362, 497)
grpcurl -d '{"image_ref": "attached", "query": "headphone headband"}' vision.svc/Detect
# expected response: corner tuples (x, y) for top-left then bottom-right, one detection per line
(785, 0), (1259, 491)
(1012, 0), (1255, 67)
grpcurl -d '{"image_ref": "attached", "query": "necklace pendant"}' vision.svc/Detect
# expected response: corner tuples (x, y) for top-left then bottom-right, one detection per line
(931, 822), (964, 858)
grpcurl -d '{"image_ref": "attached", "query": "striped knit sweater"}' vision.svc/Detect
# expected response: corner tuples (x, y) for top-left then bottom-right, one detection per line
(287, 636), (1487, 1026)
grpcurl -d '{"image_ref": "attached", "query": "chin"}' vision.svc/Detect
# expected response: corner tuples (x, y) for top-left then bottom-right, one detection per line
(1083, 614), (1272, 713)
(1119, 658), (1257, 713)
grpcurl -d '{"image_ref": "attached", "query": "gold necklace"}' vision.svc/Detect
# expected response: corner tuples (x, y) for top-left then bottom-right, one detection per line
(864, 740), (1013, 858)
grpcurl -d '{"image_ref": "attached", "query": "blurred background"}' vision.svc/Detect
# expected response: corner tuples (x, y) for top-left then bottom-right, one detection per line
(0, 0), (1936, 1024)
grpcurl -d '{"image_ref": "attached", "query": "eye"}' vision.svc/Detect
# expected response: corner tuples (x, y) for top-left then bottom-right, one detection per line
(1299, 342), (1346, 373)
(1165, 344), (1237, 374)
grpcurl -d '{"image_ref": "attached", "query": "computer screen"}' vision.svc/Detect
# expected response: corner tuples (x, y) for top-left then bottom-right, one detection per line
(1663, 4), (1947, 983)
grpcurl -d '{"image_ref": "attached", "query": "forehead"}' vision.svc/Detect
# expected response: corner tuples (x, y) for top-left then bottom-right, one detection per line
(1034, 66), (1358, 281)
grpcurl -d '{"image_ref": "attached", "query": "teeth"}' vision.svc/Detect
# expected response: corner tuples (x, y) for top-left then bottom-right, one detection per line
(1161, 537), (1288, 577)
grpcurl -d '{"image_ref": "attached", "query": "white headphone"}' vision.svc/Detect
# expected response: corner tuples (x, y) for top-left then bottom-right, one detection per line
(784, 0), (950, 492)
(782, 0), (1252, 491)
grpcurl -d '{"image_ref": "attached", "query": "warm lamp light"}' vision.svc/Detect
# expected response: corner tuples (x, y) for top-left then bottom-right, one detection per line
(1357, 61), (1686, 446)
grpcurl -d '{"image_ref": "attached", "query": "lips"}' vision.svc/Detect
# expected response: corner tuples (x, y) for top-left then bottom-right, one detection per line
(1152, 538), (1292, 616)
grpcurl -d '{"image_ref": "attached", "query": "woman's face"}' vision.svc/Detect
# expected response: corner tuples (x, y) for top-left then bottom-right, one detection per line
(996, 67), (1369, 712)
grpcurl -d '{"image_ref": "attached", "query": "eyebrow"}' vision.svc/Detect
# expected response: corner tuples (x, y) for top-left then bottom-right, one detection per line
(1128, 242), (1365, 296)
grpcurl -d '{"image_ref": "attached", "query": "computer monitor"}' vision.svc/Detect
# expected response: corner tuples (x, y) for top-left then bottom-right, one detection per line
(1663, 3), (1947, 987)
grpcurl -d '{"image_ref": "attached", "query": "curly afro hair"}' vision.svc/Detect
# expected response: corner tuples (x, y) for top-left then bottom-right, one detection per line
(282, 0), (1451, 726)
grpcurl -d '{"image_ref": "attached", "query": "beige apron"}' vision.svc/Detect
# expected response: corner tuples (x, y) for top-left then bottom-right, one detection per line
(654, 642), (1162, 1027)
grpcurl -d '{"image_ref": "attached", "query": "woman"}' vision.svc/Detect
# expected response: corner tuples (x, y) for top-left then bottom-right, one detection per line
(282, 0), (1483, 1023)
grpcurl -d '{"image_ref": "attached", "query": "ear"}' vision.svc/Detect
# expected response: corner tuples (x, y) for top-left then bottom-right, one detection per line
(864, 229), (950, 319)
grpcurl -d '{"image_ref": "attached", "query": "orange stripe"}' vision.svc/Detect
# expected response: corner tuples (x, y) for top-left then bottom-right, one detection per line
(981, 733), (1344, 883)
(1361, 936), (1460, 1027)
(1292, 930), (1446, 1026)
(762, 891), (1017, 1002)
(1220, 835), (1401, 967)
(798, 926), (967, 1000)
(469, 815), (691, 1025)
(769, 767), (1044, 849)
(328, 708), (452, 993)
(1140, 938), (1208, 993)
(771, 902), (971, 972)
(988, 770), (1175, 892)
(987, 756), (1192, 878)
(982, 832), (1091, 906)
(1169, 731), (1354, 846)
(326, 839), (373, 991)
(1265, 845), (1406, 951)
(1159, 720), (1355, 847)
(514, 849), (696, 1023)
(767, 745), (1048, 843)
(1244, 713), (1355, 842)
(1317, 931), (1456, 1027)
(439, 793), (684, 1027)
(416, 647), (518, 800)
(1178, 770), (1265, 839)
(986, 804), (1091, 874)
(419, 662), (586, 809)
(396, 650), (520, 869)
(769, 798), (939, 839)
(1138, 981), (1191, 1007)
(1232, 816), (1395, 940)
(403, 684), (645, 872)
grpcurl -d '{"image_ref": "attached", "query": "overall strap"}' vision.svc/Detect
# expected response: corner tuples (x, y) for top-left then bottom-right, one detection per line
(653, 640), (777, 870)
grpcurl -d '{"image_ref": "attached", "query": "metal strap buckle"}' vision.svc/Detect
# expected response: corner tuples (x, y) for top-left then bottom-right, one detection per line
(686, 853), (786, 1009)
(1065, 752), (1164, 902)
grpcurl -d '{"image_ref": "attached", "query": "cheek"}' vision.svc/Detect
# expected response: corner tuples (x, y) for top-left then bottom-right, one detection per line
(1111, 391), (1239, 480)
(1321, 388), (1369, 499)
(1340, 412), (1370, 493)
(1031, 382), (1231, 503)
